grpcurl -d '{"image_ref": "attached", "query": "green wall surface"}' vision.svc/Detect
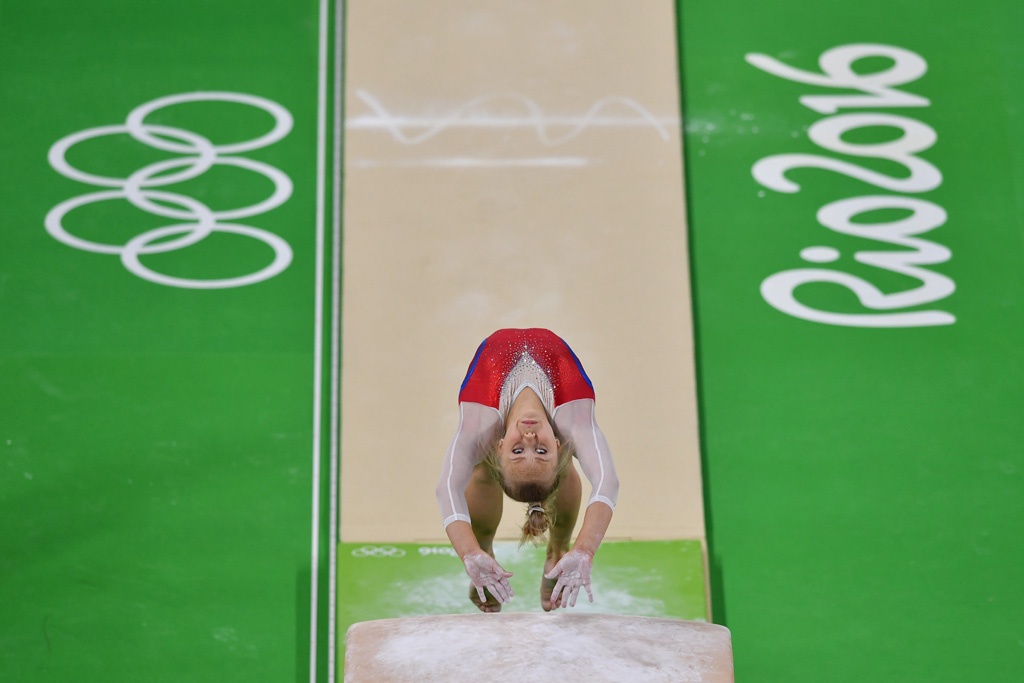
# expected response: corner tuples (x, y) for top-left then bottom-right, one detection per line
(677, 0), (1024, 680)
(0, 1), (335, 681)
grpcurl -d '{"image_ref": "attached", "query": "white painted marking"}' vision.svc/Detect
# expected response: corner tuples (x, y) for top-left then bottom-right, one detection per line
(351, 157), (593, 168)
(800, 246), (840, 263)
(120, 223), (292, 289)
(46, 94), (294, 289)
(328, 1), (344, 682)
(310, 0), (328, 680)
(350, 90), (675, 145)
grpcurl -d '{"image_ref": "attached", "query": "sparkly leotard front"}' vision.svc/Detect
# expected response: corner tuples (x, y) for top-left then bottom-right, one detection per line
(458, 328), (595, 418)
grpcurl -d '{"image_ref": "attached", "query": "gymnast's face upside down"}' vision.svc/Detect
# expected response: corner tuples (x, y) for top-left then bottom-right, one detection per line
(496, 407), (561, 491)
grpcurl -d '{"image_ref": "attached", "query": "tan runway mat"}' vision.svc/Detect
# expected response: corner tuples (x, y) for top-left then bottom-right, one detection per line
(340, 0), (702, 544)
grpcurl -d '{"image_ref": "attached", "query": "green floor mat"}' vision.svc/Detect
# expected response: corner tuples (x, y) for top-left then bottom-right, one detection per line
(337, 540), (707, 665)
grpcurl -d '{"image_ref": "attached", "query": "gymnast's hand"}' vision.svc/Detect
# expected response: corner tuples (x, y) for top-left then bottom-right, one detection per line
(463, 551), (514, 605)
(544, 548), (594, 608)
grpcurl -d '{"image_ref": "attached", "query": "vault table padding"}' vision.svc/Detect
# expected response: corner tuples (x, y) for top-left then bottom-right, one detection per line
(344, 612), (734, 682)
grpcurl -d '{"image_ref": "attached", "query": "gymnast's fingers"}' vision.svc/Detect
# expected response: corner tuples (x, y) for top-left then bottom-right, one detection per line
(501, 576), (515, 599)
(585, 582), (594, 603)
(550, 578), (566, 607)
(569, 583), (581, 608)
(490, 580), (509, 603)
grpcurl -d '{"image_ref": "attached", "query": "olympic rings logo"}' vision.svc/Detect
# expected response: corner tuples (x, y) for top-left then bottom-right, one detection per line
(350, 545), (407, 558)
(46, 92), (294, 289)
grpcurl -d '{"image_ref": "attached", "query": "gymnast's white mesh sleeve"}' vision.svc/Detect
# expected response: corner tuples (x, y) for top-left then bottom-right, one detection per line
(554, 398), (619, 511)
(436, 402), (502, 529)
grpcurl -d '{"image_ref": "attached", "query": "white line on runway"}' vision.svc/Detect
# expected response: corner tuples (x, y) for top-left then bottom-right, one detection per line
(328, 1), (345, 681)
(310, 0), (328, 680)
(347, 116), (680, 128)
(350, 157), (595, 168)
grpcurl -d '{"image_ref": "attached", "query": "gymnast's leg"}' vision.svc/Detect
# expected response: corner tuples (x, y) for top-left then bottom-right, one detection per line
(542, 464), (582, 611)
(465, 462), (504, 612)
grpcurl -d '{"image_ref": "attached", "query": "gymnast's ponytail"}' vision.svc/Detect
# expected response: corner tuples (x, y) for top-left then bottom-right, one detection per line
(521, 503), (550, 545)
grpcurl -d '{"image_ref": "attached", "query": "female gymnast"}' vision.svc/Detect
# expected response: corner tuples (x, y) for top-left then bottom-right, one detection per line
(436, 328), (619, 612)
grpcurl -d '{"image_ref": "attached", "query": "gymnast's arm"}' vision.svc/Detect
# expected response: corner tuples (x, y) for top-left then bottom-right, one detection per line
(436, 402), (514, 603)
(554, 398), (619, 555)
(435, 401), (501, 559)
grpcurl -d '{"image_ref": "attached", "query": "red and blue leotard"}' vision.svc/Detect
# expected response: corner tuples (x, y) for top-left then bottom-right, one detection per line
(458, 328), (595, 409)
